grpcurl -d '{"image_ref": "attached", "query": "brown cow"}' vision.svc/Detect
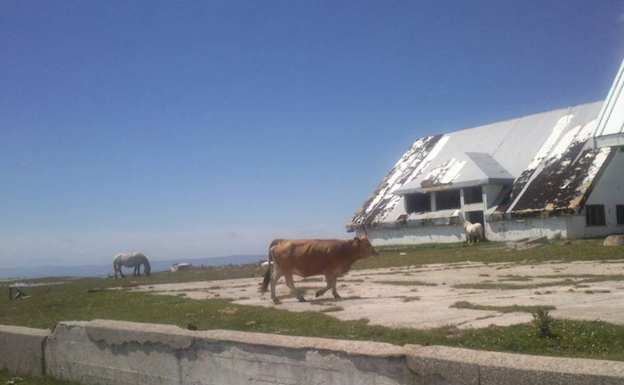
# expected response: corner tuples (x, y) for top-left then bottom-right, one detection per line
(260, 236), (378, 304)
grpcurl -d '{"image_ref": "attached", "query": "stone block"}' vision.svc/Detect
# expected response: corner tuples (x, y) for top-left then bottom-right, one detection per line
(0, 324), (49, 377)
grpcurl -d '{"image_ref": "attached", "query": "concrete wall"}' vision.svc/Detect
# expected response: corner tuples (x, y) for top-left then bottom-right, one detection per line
(486, 217), (569, 242)
(361, 225), (465, 246)
(46, 320), (414, 385)
(5, 319), (624, 384)
(0, 324), (49, 377)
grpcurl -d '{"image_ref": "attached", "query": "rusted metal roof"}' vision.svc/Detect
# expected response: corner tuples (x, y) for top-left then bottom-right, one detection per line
(348, 101), (611, 231)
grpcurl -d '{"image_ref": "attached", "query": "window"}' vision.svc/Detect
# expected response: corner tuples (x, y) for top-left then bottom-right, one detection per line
(405, 193), (431, 213)
(465, 211), (484, 227)
(617, 205), (624, 225)
(586, 205), (606, 226)
(463, 186), (483, 204)
(436, 190), (461, 210)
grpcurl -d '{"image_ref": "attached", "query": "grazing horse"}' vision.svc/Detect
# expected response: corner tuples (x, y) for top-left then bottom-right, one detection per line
(113, 252), (151, 278)
(464, 221), (484, 245)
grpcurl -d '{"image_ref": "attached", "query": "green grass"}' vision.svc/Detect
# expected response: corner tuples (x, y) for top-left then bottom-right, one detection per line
(451, 301), (556, 314)
(2, 240), (624, 362)
(453, 281), (575, 290)
(0, 369), (81, 385)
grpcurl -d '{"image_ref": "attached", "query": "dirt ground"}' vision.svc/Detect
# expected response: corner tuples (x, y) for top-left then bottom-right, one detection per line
(130, 259), (624, 329)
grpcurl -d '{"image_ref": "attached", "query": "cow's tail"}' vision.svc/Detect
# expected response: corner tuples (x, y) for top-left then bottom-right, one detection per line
(260, 242), (276, 294)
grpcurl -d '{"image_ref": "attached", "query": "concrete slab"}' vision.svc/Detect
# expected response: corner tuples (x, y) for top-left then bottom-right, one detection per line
(0, 324), (50, 377)
(406, 345), (624, 385)
(129, 259), (624, 330)
(45, 320), (417, 385)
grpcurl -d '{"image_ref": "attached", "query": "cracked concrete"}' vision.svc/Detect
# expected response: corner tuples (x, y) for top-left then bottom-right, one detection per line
(127, 259), (624, 329)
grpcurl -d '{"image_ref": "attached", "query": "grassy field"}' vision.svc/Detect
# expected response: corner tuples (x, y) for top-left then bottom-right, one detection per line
(0, 369), (80, 385)
(2, 240), (624, 363)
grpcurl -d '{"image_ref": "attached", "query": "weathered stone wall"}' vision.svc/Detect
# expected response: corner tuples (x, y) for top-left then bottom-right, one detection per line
(0, 324), (50, 377)
(4, 319), (624, 384)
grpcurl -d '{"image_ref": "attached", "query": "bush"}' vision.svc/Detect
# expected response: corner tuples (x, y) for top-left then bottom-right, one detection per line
(533, 308), (554, 338)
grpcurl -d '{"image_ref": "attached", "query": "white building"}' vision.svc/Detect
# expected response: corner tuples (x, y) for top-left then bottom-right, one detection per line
(347, 63), (624, 245)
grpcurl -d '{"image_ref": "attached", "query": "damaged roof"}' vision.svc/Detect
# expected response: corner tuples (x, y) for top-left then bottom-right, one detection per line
(348, 101), (613, 231)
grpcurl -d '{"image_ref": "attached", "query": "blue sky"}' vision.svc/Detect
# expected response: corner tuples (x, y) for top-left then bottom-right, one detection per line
(1, 1), (624, 267)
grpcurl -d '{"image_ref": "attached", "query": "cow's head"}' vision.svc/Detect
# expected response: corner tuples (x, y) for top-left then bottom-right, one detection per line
(353, 235), (379, 258)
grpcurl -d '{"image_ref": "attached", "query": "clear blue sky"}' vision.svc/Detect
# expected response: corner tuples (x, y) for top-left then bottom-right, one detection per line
(1, 1), (624, 267)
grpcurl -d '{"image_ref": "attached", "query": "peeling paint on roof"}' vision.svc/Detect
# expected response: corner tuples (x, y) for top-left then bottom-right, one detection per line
(349, 135), (446, 229)
(421, 159), (467, 189)
(348, 101), (612, 231)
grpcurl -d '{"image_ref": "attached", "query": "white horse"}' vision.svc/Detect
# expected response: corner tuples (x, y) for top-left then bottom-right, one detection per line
(113, 252), (151, 278)
(464, 221), (484, 245)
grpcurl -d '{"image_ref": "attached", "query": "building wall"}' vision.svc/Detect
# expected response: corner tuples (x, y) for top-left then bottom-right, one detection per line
(359, 225), (465, 246)
(570, 148), (624, 238)
(486, 217), (568, 241)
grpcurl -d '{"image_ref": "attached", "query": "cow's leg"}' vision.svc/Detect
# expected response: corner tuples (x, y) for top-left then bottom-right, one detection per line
(119, 267), (125, 278)
(316, 275), (337, 298)
(284, 273), (306, 302)
(330, 276), (341, 299)
(270, 268), (282, 304)
(315, 276), (332, 298)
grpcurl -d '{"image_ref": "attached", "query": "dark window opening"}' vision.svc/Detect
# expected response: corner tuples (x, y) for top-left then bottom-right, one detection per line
(617, 205), (624, 225)
(465, 211), (485, 228)
(464, 186), (483, 204)
(586, 205), (606, 227)
(436, 190), (461, 210)
(405, 193), (431, 213)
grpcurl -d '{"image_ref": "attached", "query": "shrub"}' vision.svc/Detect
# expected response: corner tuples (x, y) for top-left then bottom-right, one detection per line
(533, 308), (554, 338)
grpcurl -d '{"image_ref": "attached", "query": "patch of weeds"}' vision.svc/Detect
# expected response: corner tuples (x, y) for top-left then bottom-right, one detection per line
(499, 275), (533, 282)
(533, 308), (555, 338)
(451, 301), (556, 314)
(208, 286), (222, 290)
(454, 280), (575, 290)
(320, 306), (344, 313)
(402, 296), (421, 302)
(176, 293), (187, 297)
(585, 290), (611, 294)
(478, 274), (490, 277)
(375, 280), (438, 287)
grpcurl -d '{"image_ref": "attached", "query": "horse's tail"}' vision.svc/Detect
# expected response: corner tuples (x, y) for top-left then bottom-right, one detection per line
(260, 240), (279, 294)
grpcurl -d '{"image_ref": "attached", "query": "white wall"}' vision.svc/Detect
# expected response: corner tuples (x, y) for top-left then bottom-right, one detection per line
(5, 320), (624, 385)
(359, 225), (465, 246)
(575, 148), (624, 238)
(486, 218), (568, 241)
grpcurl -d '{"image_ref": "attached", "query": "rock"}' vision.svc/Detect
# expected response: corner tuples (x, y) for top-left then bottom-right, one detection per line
(604, 235), (624, 247)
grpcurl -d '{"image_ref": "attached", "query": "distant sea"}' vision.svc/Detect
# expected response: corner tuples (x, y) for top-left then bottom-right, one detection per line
(0, 255), (266, 280)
